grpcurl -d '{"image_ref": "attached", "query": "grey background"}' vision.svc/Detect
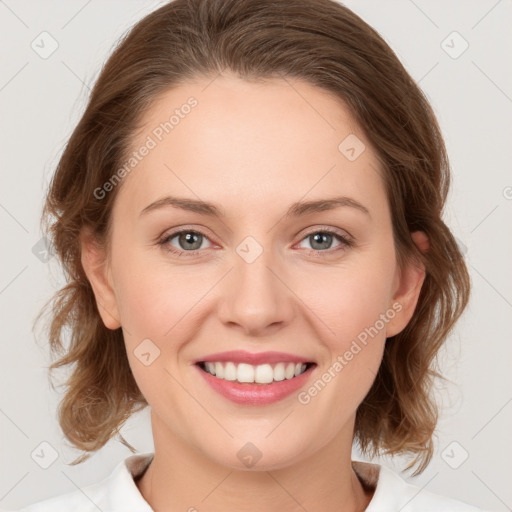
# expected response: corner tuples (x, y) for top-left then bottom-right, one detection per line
(0, 0), (511, 510)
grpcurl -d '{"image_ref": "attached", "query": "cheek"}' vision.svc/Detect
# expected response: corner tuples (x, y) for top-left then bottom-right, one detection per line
(297, 251), (396, 346)
(114, 266), (190, 401)
(116, 274), (172, 337)
(291, 248), (395, 409)
(112, 249), (200, 340)
(295, 268), (392, 418)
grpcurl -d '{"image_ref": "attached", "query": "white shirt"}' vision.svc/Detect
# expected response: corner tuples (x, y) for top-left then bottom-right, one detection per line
(16, 452), (489, 511)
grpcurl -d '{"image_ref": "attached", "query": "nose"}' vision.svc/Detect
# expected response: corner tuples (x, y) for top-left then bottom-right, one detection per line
(217, 245), (295, 337)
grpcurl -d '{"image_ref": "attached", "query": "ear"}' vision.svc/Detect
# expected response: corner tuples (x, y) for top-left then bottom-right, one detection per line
(385, 231), (429, 338)
(80, 227), (121, 330)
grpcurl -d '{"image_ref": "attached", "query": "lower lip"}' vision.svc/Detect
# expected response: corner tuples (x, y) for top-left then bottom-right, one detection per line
(194, 363), (316, 405)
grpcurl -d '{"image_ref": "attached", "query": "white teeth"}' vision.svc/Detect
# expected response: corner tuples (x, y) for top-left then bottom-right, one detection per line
(214, 362), (224, 378)
(273, 362), (285, 381)
(201, 361), (309, 384)
(224, 362), (237, 380)
(284, 363), (295, 379)
(254, 364), (273, 384)
(237, 363), (254, 383)
(205, 362), (216, 375)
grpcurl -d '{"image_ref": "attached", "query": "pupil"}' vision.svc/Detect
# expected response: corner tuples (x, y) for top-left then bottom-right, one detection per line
(181, 232), (201, 250)
(311, 232), (331, 250)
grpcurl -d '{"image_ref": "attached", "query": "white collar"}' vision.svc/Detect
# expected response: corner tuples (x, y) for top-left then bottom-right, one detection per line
(20, 452), (484, 511)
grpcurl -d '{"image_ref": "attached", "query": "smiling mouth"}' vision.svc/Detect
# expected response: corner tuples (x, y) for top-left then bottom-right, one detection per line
(196, 361), (317, 385)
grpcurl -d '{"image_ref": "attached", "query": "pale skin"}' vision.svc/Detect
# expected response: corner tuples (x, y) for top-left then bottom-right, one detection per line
(81, 71), (428, 512)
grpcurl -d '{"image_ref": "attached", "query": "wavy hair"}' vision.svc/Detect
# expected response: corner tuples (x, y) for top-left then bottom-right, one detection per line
(34, 0), (470, 474)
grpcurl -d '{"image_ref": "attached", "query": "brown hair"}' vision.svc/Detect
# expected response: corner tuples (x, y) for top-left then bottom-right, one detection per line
(35, 0), (470, 475)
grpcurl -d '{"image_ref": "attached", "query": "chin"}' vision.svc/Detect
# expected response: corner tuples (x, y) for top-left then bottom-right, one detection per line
(204, 436), (310, 472)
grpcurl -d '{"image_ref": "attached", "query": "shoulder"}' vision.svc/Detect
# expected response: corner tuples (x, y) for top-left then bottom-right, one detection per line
(17, 453), (154, 512)
(353, 460), (490, 512)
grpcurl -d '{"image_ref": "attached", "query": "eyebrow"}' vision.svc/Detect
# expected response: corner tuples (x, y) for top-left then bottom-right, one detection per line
(139, 195), (371, 219)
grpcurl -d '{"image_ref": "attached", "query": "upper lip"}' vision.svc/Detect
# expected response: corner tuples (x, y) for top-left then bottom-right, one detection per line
(194, 350), (315, 366)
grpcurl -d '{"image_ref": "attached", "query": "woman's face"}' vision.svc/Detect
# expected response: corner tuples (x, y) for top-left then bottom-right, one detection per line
(83, 72), (426, 470)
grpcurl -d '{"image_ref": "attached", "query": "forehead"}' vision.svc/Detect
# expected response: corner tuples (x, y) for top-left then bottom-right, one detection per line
(112, 73), (387, 224)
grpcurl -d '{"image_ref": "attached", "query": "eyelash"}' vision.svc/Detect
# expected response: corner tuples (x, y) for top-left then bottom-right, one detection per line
(157, 227), (354, 258)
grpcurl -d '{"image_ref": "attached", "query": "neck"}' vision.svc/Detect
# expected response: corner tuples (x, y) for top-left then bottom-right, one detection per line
(136, 413), (375, 512)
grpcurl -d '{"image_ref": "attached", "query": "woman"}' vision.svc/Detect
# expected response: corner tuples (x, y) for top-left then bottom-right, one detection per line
(19, 0), (488, 510)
